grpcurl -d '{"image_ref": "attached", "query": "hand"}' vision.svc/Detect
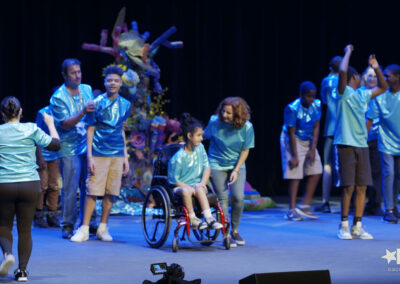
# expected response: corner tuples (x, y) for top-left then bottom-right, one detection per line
(289, 157), (299, 169)
(306, 150), (316, 164)
(43, 112), (54, 126)
(369, 54), (379, 69)
(122, 157), (130, 175)
(88, 156), (96, 175)
(84, 100), (96, 114)
(228, 170), (239, 185)
(344, 44), (354, 54)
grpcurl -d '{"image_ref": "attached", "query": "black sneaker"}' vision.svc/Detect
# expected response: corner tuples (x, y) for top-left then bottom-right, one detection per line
(33, 211), (49, 228)
(231, 232), (245, 246)
(364, 206), (383, 216)
(46, 211), (60, 227)
(393, 207), (400, 219)
(14, 269), (28, 282)
(314, 202), (331, 213)
(61, 225), (74, 239)
(383, 210), (398, 224)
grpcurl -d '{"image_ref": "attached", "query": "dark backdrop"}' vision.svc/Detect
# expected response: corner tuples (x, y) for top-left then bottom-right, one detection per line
(1, 0), (398, 198)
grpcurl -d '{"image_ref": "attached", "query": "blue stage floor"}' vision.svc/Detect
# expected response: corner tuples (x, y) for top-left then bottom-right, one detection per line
(1, 198), (399, 283)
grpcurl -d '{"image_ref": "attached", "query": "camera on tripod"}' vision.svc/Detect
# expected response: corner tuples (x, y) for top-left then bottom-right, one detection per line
(143, 263), (201, 284)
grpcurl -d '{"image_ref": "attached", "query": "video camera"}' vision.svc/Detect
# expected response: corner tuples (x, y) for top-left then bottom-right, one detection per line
(143, 263), (201, 284)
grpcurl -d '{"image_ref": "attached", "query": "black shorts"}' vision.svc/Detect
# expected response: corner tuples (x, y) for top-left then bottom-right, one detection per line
(336, 145), (372, 187)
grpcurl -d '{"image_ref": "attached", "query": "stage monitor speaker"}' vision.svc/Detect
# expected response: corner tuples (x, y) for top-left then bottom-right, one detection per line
(239, 269), (331, 284)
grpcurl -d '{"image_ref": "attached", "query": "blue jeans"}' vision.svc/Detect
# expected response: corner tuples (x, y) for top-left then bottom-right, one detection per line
(380, 152), (400, 210)
(210, 168), (246, 232)
(59, 154), (89, 228)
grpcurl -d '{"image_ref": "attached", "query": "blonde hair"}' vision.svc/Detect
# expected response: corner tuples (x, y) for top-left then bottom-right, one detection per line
(216, 97), (251, 129)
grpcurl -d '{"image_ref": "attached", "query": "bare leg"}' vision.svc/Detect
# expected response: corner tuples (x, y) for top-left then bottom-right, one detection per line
(288, 179), (301, 209)
(175, 187), (195, 214)
(100, 195), (114, 224)
(341, 186), (354, 217)
(302, 174), (321, 206)
(194, 187), (210, 211)
(82, 196), (96, 226)
(354, 186), (367, 218)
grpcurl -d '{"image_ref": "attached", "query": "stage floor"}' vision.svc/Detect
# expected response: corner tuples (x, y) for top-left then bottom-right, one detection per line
(1, 198), (399, 284)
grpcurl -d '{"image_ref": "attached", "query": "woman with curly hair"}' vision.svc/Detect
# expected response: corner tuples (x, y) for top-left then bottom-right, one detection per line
(204, 97), (255, 247)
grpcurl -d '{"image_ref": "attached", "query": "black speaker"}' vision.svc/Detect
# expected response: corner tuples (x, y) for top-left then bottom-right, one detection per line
(239, 270), (331, 284)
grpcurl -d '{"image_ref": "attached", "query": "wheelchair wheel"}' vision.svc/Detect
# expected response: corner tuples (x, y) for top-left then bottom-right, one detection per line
(192, 208), (221, 246)
(172, 237), (179, 252)
(142, 186), (171, 248)
(224, 234), (231, 250)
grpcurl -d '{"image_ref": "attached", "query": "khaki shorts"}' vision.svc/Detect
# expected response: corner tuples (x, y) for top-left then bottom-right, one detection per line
(86, 156), (124, 196)
(280, 131), (323, 179)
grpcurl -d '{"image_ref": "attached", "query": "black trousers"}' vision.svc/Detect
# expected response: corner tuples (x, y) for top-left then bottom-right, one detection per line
(0, 181), (40, 270)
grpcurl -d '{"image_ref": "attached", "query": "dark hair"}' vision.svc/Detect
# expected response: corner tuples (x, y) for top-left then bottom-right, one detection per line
(104, 66), (124, 77)
(1, 96), (21, 121)
(179, 113), (203, 142)
(384, 64), (400, 77)
(299, 81), (317, 95)
(329, 56), (342, 73)
(347, 66), (359, 82)
(61, 58), (81, 74)
(216, 97), (251, 129)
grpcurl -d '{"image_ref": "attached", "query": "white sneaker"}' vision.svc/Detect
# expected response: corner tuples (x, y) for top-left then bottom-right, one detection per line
(351, 222), (373, 240)
(189, 217), (208, 230)
(206, 218), (223, 230)
(296, 205), (318, 219)
(96, 224), (113, 241)
(337, 223), (352, 240)
(0, 253), (15, 276)
(71, 226), (89, 242)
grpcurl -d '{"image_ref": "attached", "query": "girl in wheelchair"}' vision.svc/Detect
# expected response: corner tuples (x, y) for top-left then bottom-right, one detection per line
(168, 113), (223, 231)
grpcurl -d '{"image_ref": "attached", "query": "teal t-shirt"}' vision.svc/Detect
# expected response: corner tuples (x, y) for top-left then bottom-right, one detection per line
(366, 90), (400, 155)
(334, 85), (372, 147)
(282, 98), (321, 141)
(320, 74), (339, 137)
(50, 84), (93, 158)
(168, 143), (209, 186)
(204, 115), (255, 170)
(0, 122), (52, 183)
(87, 94), (131, 157)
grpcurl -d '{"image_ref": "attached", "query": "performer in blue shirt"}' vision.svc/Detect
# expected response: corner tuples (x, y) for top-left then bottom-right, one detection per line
(315, 56), (341, 213)
(367, 64), (400, 223)
(204, 97), (254, 246)
(71, 66), (131, 242)
(168, 113), (223, 231)
(50, 58), (97, 239)
(0, 97), (60, 281)
(335, 45), (387, 240)
(281, 81), (322, 221)
(33, 106), (61, 228)
(360, 67), (383, 217)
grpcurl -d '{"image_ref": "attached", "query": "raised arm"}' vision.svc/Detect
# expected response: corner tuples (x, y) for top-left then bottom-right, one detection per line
(338, 44), (354, 94)
(369, 55), (388, 99)
(43, 113), (61, 151)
